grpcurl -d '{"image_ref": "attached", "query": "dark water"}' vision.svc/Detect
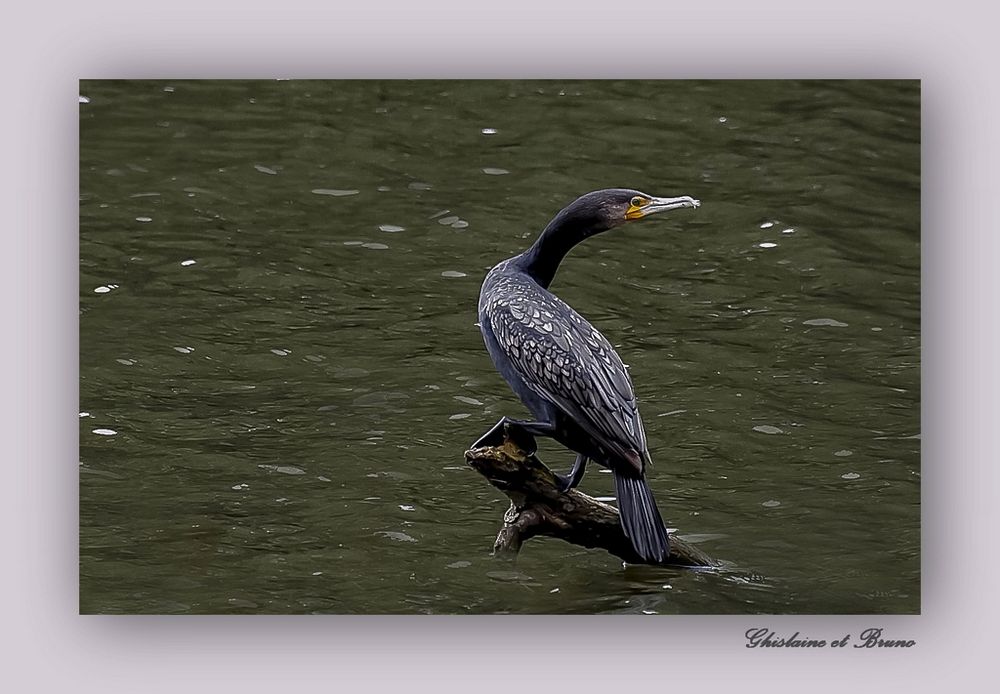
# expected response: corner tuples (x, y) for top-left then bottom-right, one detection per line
(79, 80), (920, 614)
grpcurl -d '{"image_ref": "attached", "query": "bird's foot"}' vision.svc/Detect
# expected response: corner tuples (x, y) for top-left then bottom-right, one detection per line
(553, 453), (588, 493)
(502, 421), (539, 456)
(471, 419), (508, 450)
(471, 418), (539, 456)
(553, 473), (574, 493)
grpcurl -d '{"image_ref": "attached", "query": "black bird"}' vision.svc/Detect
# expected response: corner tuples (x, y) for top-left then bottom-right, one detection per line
(473, 188), (700, 564)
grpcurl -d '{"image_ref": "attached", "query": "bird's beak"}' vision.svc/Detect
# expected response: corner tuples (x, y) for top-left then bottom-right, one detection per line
(627, 195), (700, 220)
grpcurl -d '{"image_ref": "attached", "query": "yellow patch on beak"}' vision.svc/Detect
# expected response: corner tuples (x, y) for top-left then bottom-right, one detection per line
(625, 203), (646, 220)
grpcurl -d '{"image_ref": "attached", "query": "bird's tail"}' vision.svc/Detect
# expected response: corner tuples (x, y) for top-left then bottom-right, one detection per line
(613, 471), (670, 564)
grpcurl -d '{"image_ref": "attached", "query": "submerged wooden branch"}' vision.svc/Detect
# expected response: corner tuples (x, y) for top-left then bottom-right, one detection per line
(465, 440), (718, 568)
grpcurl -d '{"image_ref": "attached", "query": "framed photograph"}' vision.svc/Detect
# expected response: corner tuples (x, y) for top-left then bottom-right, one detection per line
(79, 79), (920, 616)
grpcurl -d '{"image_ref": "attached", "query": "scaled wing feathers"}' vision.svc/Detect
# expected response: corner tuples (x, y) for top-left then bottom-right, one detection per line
(488, 288), (649, 471)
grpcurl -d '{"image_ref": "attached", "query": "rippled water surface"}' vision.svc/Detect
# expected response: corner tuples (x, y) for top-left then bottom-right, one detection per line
(79, 80), (920, 614)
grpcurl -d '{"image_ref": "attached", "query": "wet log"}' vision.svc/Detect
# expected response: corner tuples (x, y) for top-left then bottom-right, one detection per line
(465, 439), (719, 568)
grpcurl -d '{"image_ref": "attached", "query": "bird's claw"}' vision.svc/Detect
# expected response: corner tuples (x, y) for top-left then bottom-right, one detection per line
(503, 422), (539, 456)
(471, 420), (507, 450)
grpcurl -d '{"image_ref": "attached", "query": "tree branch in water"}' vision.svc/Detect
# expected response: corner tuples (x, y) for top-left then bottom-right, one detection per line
(465, 439), (718, 568)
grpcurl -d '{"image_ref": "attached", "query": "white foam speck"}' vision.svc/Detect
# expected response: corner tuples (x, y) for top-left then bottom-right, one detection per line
(803, 318), (848, 328)
(312, 188), (359, 196)
(753, 425), (783, 435)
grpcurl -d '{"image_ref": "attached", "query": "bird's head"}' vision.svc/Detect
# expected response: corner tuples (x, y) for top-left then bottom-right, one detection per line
(564, 188), (701, 231)
(521, 187), (701, 287)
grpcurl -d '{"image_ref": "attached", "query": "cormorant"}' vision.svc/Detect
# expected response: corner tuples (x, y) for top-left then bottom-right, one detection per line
(473, 188), (700, 564)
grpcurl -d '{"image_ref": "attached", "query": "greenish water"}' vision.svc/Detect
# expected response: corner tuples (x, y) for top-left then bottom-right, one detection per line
(79, 79), (920, 614)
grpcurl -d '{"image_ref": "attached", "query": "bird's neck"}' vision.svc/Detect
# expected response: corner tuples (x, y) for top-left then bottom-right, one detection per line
(516, 212), (607, 289)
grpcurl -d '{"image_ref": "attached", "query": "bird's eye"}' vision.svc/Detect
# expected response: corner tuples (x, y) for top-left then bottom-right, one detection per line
(630, 196), (644, 207)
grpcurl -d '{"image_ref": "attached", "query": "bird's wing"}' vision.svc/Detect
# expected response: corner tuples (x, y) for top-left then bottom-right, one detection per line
(489, 290), (649, 473)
